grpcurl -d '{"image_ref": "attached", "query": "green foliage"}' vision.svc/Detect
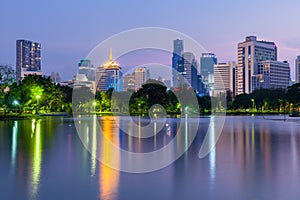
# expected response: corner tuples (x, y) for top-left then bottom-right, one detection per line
(0, 75), (73, 115)
(197, 95), (211, 113)
(129, 79), (175, 114)
(233, 93), (251, 110)
(286, 83), (300, 111)
(72, 86), (94, 112)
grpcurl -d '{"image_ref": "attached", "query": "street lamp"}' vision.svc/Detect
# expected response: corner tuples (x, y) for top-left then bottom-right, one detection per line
(251, 99), (255, 112)
(13, 100), (19, 106)
(138, 103), (141, 114)
(13, 100), (19, 113)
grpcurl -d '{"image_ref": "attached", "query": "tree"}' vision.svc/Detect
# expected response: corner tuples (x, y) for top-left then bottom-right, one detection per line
(287, 83), (300, 111)
(72, 86), (94, 112)
(197, 95), (211, 113)
(233, 93), (251, 110)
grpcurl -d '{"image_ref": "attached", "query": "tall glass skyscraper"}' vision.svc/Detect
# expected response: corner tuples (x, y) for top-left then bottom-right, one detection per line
(16, 39), (41, 82)
(296, 55), (300, 83)
(172, 39), (183, 87)
(96, 49), (122, 92)
(200, 53), (217, 78)
(200, 53), (217, 93)
(78, 59), (95, 81)
(183, 52), (198, 90)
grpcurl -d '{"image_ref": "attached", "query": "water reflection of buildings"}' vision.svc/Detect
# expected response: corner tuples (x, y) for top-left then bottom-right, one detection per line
(98, 116), (120, 200)
(226, 117), (273, 194)
(208, 117), (216, 187)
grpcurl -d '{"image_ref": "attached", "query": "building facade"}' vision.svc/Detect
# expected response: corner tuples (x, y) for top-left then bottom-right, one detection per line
(172, 39), (183, 87)
(182, 52), (198, 90)
(134, 67), (149, 91)
(96, 49), (122, 92)
(200, 53), (217, 93)
(200, 53), (217, 78)
(296, 55), (300, 83)
(123, 73), (135, 91)
(78, 59), (95, 81)
(237, 36), (277, 94)
(213, 61), (236, 94)
(252, 60), (290, 90)
(16, 39), (42, 82)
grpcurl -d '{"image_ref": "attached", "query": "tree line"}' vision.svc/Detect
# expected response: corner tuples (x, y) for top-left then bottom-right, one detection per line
(229, 85), (300, 113)
(1, 64), (299, 115)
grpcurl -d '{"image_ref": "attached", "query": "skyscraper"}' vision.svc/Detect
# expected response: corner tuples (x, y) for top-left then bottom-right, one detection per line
(122, 73), (135, 91)
(172, 39), (183, 87)
(182, 52), (198, 90)
(74, 59), (96, 94)
(237, 36), (277, 94)
(96, 49), (122, 92)
(200, 53), (217, 78)
(134, 67), (149, 91)
(296, 55), (300, 83)
(213, 61), (236, 94)
(78, 59), (95, 81)
(16, 39), (42, 82)
(200, 53), (217, 93)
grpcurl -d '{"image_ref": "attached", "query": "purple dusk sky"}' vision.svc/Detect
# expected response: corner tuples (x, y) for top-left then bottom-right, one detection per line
(1, 0), (300, 80)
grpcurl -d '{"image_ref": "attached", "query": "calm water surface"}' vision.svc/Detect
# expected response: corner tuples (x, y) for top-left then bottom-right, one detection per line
(0, 116), (300, 200)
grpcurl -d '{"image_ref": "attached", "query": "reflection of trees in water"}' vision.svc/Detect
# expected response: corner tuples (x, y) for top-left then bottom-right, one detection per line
(8, 118), (59, 199)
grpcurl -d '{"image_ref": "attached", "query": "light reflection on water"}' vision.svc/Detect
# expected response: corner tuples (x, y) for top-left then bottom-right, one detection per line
(99, 116), (120, 200)
(10, 121), (18, 174)
(0, 116), (300, 200)
(30, 119), (42, 200)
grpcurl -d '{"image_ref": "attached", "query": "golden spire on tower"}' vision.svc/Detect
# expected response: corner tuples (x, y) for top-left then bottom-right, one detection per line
(109, 48), (113, 62)
(101, 48), (120, 70)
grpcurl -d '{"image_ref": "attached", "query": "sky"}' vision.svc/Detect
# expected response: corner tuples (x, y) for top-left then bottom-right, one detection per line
(1, 0), (300, 80)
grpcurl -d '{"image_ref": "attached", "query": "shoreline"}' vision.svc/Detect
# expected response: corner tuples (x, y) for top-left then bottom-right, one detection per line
(0, 111), (296, 121)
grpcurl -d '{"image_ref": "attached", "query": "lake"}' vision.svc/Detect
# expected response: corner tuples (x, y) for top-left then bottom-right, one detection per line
(0, 116), (300, 200)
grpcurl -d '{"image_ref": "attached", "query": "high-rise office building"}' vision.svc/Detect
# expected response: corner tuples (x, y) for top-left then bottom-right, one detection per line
(172, 39), (183, 87)
(200, 53), (217, 93)
(123, 73), (135, 91)
(96, 66), (106, 91)
(237, 36), (277, 94)
(74, 58), (96, 94)
(295, 55), (300, 83)
(200, 53), (217, 78)
(96, 49), (122, 92)
(134, 67), (149, 91)
(16, 39), (42, 82)
(182, 52), (198, 90)
(197, 75), (208, 96)
(213, 61), (236, 95)
(78, 59), (95, 81)
(252, 60), (290, 90)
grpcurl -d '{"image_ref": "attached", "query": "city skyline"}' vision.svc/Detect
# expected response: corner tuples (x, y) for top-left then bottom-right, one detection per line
(1, 0), (300, 80)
